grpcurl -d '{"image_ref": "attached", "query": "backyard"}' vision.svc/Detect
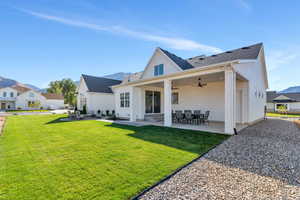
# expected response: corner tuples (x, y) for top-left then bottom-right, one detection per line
(0, 114), (228, 200)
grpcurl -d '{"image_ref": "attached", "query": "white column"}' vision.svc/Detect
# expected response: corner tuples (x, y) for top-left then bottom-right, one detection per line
(164, 79), (172, 126)
(225, 66), (236, 134)
(130, 86), (136, 122)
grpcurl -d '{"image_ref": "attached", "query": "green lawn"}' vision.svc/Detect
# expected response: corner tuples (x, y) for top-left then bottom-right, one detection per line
(0, 114), (228, 200)
(266, 112), (300, 118)
(6, 109), (50, 113)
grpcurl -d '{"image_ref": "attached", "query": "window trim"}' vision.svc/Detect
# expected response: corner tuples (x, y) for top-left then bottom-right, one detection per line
(154, 64), (164, 76)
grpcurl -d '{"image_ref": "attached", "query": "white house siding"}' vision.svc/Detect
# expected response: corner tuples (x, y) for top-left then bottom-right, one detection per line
(288, 102), (300, 113)
(77, 78), (116, 114)
(266, 102), (275, 112)
(141, 49), (181, 79)
(172, 82), (224, 122)
(114, 86), (132, 119)
(233, 54), (267, 123)
(45, 99), (64, 109)
(86, 92), (115, 114)
(15, 91), (47, 110)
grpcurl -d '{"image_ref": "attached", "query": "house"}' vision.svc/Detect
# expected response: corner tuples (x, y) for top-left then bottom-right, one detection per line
(76, 74), (122, 114)
(109, 43), (268, 134)
(0, 85), (64, 110)
(267, 91), (300, 113)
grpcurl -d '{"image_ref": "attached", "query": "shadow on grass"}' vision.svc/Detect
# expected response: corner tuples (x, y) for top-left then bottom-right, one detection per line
(105, 123), (229, 155)
(45, 117), (74, 124)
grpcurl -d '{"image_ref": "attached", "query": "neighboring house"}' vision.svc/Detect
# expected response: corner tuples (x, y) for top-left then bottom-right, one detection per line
(76, 74), (122, 114)
(110, 43), (268, 134)
(0, 85), (64, 110)
(267, 91), (300, 113)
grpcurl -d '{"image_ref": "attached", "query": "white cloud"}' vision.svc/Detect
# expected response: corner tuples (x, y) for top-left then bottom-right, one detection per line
(19, 9), (222, 53)
(267, 50), (300, 72)
(236, 0), (252, 11)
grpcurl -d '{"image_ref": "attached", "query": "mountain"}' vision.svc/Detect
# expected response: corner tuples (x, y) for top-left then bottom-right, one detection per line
(0, 76), (18, 88)
(24, 84), (41, 91)
(103, 72), (131, 81)
(280, 86), (300, 93)
(0, 76), (40, 91)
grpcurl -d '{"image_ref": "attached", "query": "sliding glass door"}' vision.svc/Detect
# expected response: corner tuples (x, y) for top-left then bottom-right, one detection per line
(145, 91), (161, 113)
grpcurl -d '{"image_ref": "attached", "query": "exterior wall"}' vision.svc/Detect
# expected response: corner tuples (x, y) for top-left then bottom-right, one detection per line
(141, 50), (181, 79)
(77, 77), (89, 110)
(233, 54), (267, 123)
(288, 102), (300, 113)
(15, 91), (47, 110)
(76, 77), (115, 114)
(266, 102), (275, 112)
(267, 102), (300, 113)
(45, 99), (65, 109)
(114, 80), (245, 123)
(0, 87), (18, 110)
(172, 82), (224, 122)
(86, 92), (115, 114)
(114, 86), (132, 119)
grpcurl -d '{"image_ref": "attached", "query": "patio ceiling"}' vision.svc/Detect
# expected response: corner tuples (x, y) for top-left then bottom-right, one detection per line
(140, 71), (247, 88)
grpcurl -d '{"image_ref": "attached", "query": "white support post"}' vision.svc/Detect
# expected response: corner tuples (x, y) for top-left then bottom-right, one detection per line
(225, 65), (236, 134)
(130, 86), (136, 122)
(164, 79), (172, 127)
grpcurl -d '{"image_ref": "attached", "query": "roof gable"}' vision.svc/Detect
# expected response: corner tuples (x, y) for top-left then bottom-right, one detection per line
(159, 48), (194, 70)
(267, 91), (300, 102)
(82, 74), (122, 93)
(140, 48), (183, 79)
(187, 43), (263, 68)
(274, 95), (291, 101)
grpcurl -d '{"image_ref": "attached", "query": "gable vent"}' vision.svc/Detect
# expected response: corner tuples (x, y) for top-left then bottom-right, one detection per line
(211, 55), (217, 57)
(199, 57), (205, 60)
(226, 51), (233, 53)
(241, 46), (250, 50)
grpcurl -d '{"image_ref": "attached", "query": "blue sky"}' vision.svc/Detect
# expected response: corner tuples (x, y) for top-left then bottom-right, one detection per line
(1, 0), (300, 90)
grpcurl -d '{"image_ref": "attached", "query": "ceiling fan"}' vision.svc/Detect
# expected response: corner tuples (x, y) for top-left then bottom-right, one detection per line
(198, 78), (207, 88)
(172, 83), (179, 90)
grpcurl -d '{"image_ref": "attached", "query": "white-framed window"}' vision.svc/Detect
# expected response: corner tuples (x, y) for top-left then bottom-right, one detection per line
(3, 92), (7, 97)
(10, 92), (14, 97)
(29, 92), (34, 97)
(79, 94), (87, 109)
(172, 92), (179, 104)
(120, 93), (125, 108)
(154, 64), (164, 76)
(120, 92), (130, 108)
(125, 92), (130, 107)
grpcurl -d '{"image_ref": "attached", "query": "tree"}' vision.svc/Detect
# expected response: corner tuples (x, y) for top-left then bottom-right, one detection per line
(47, 79), (77, 106)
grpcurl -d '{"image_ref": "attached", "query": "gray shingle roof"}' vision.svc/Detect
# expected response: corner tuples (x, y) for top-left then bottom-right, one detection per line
(82, 74), (122, 93)
(267, 91), (300, 102)
(159, 48), (194, 70)
(187, 43), (263, 68)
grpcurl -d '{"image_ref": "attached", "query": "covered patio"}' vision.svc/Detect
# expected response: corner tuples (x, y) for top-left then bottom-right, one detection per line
(127, 65), (249, 134)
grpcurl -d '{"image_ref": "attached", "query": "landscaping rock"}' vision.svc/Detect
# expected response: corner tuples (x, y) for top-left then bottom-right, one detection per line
(138, 119), (300, 200)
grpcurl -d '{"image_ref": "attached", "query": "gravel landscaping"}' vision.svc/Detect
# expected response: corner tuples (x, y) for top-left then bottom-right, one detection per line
(138, 119), (300, 200)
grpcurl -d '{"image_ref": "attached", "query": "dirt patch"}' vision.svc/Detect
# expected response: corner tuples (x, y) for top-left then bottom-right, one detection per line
(0, 117), (5, 135)
(295, 120), (300, 129)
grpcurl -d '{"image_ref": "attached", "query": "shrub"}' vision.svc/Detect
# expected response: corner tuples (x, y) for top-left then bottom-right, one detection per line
(82, 105), (87, 114)
(106, 110), (110, 116)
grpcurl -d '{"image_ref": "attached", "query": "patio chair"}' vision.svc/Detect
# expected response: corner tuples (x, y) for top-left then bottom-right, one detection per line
(184, 110), (192, 124)
(193, 110), (201, 124)
(75, 111), (84, 120)
(175, 110), (184, 123)
(185, 111), (194, 124)
(203, 111), (210, 124)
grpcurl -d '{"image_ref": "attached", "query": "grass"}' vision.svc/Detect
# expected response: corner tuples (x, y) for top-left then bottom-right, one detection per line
(0, 114), (228, 200)
(6, 110), (50, 113)
(266, 112), (300, 118)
